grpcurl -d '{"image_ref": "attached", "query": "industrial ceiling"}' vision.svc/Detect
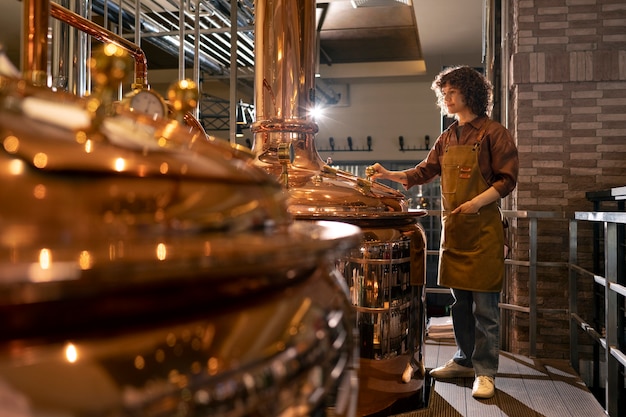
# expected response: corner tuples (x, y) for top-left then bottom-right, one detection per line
(1, 0), (485, 83)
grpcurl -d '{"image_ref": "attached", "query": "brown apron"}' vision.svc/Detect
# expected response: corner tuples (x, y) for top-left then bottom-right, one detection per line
(439, 123), (504, 292)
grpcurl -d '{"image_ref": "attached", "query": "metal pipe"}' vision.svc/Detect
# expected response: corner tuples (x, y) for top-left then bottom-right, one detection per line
(251, 0), (323, 175)
(50, 2), (70, 90)
(502, 0), (510, 127)
(22, 0), (49, 86)
(134, 0), (141, 47)
(193, 0), (201, 121)
(229, 0), (238, 144)
(254, 0), (316, 123)
(50, 1), (148, 89)
(178, 0), (185, 80)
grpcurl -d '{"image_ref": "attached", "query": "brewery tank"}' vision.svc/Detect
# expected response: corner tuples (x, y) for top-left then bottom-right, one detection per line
(0, 1), (362, 416)
(251, 0), (428, 415)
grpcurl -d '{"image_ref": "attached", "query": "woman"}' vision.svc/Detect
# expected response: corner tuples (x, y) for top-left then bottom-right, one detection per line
(368, 66), (518, 399)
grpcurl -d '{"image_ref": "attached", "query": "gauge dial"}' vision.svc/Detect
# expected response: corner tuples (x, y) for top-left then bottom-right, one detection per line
(128, 89), (167, 119)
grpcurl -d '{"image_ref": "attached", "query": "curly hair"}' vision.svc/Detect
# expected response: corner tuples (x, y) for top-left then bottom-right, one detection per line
(431, 66), (493, 117)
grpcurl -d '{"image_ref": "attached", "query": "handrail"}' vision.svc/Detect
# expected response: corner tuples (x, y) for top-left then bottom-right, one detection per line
(570, 211), (626, 417)
(501, 210), (570, 358)
(424, 210), (570, 358)
(422, 208), (625, 416)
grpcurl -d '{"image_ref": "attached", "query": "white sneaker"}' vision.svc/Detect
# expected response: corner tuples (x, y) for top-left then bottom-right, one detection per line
(472, 376), (495, 399)
(429, 359), (474, 379)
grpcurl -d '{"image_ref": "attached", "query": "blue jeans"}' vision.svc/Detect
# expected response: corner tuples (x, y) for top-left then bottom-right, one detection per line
(450, 289), (500, 378)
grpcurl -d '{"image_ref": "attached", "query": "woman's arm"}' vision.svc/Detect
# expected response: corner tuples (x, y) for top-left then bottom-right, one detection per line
(368, 163), (409, 188)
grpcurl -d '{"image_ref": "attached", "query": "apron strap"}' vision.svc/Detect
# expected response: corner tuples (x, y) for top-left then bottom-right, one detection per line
(472, 119), (491, 151)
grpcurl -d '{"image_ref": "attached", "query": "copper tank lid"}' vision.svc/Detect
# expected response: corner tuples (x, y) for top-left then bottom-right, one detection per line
(0, 45), (362, 336)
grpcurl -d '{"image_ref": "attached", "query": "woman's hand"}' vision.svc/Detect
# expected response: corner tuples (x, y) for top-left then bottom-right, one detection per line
(366, 163), (389, 181)
(451, 187), (501, 214)
(451, 200), (480, 214)
(366, 163), (409, 188)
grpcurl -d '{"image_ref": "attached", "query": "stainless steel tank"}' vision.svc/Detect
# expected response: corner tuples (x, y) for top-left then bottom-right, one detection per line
(251, 1), (428, 415)
(0, 1), (362, 416)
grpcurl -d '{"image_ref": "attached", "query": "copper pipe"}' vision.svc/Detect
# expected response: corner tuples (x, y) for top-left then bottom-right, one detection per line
(23, 0), (49, 86)
(251, 0), (323, 175)
(49, 2), (148, 89)
(252, 0), (318, 135)
(253, 0), (316, 121)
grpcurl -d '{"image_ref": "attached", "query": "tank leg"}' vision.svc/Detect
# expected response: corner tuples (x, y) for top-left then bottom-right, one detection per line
(402, 285), (426, 383)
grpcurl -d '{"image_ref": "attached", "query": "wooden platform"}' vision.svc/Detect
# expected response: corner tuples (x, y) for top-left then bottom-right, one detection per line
(391, 338), (607, 417)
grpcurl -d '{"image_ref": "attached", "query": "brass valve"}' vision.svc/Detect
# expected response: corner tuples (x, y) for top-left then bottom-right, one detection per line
(90, 43), (132, 89)
(277, 142), (292, 188)
(167, 79), (199, 124)
(87, 43), (132, 123)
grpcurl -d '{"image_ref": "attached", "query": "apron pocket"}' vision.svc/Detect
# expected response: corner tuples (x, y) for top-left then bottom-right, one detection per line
(442, 212), (480, 252)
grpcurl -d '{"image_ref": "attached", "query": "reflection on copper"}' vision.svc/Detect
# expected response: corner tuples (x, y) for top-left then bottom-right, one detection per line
(289, 297), (312, 330)
(64, 343), (78, 363)
(203, 241), (212, 256)
(190, 361), (201, 374)
(208, 357), (219, 376)
(134, 355), (145, 370)
(38, 248), (51, 269)
(23, 0), (49, 86)
(8, 159), (24, 175)
(114, 158), (125, 172)
(166, 333), (176, 347)
(162, 121), (179, 142)
(137, 164), (147, 177)
(108, 243), (117, 260)
(33, 152), (47, 168)
(3, 136), (19, 153)
(33, 184), (46, 199)
(75, 131), (87, 144)
(156, 243), (167, 261)
(78, 250), (92, 270)
(22, 96), (91, 130)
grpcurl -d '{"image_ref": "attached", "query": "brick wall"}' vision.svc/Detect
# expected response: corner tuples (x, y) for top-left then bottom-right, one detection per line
(506, 0), (626, 358)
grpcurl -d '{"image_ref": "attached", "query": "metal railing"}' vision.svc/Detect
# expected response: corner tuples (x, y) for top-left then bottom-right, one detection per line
(424, 210), (570, 357)
(499, 210), (570, 358)
(423, 209), (625, 416)
(570, 211), (626, 417)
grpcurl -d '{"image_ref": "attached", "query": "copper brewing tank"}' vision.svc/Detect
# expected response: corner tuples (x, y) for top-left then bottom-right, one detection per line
(0, 1), (362, 416)
(251, 0), (428, 415)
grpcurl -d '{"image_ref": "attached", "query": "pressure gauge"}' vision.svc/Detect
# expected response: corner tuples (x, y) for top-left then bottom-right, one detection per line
(127, 89), (168, 119)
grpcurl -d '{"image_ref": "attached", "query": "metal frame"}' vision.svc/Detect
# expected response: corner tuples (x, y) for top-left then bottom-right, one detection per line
(498, 210), (570, 358)
(570, 211), (626, 417)
(422, 208), (625, 416)
(424, 210), (570, 358)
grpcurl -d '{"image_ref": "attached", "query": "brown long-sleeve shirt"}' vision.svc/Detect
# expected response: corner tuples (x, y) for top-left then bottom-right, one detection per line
(403, 116), (518, 198)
